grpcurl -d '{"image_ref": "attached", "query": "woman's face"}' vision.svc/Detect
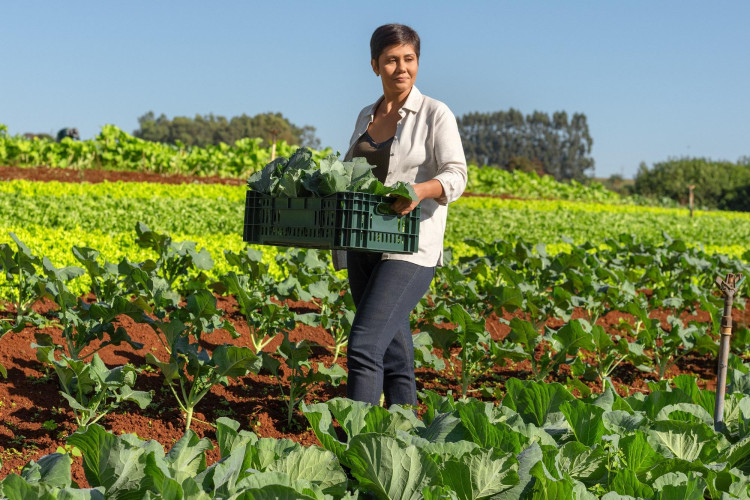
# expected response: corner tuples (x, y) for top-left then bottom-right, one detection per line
(372, 43), (419, 96)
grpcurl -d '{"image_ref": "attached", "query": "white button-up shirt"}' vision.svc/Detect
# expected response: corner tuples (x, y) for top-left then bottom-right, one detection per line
(333, 86), (467, 269)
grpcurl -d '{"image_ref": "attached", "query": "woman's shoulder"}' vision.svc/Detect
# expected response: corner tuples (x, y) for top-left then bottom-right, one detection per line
(355, 103), (373, 120)
(422, 95), (451, 111)
(416, 92), (456, 120)
(355, 95), (383, 117)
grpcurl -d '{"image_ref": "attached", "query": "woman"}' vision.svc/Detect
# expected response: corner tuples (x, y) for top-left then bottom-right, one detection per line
(335, 23), (467, 408)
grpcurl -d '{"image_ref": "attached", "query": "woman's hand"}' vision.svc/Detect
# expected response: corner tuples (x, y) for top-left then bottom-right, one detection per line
(391, 195), (421, 215)
(390, 180), (445, 215)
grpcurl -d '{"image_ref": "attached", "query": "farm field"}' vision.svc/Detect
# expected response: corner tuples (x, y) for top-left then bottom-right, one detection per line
(1, 165), (750, 279)
(1, 165), (750, 497)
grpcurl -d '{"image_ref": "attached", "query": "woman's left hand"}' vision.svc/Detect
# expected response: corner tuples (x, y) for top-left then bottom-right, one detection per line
(391, 195), (421, 215)
(390, 180), (445, 215)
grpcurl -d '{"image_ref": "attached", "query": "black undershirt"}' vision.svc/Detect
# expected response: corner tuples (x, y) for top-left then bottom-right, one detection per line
(350, 131), (393, 183)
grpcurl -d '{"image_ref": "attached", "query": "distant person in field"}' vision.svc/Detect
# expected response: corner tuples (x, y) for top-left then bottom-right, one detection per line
(23, 132), (53, 140)
(332, 23), (467, 408)
(56, 127), (80, 142)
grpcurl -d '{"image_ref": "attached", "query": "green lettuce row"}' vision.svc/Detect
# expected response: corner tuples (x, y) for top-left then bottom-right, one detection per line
(0, 123), (334, 178)
(458, 196), (750, 220)
(0, 192), (242, 236)
(6, 377), (750, 498)
(3, 179), (749, 258)
(467, 166), (623, 204)
(3, 121), (641, 204)
(448, 199), (750, 259)
(0, 178), (246, 202)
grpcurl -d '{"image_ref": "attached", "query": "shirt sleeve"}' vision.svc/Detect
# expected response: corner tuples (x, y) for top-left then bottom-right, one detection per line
(431, 104), (468, 205)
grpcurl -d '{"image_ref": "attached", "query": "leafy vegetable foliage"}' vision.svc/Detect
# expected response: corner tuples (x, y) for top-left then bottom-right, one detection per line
(248, 148), (417, 200)
(12, 377), (750, 498)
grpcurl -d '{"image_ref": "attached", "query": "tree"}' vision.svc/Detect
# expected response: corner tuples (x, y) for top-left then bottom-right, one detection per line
(456, 109), (594, 181)
(133, 111), (320, 149)
(634, 157), (750, 210)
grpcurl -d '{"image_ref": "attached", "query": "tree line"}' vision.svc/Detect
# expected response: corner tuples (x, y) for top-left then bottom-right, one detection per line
(133, 111), (320, 149)
(634, 157), (750, 211)
(132, 108), (596, 182)
(456, 109), (595, 181)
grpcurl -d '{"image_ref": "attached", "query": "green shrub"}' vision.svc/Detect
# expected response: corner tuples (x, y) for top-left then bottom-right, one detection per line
(634, 157), (750, 210)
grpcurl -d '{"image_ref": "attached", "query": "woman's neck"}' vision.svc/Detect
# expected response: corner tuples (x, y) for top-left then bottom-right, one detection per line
(378, 86), (412, 115)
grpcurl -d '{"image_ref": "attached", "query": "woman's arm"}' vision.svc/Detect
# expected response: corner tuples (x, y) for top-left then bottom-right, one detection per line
(392, 103), (467, 215)
(431, 105), (468, 205)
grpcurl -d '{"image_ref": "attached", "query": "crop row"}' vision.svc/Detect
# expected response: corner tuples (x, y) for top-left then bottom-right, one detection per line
(2, 122), (646, 204)
(7, 377), (750, 499)
(452, 197), (750, 259)
(3, 223), (749, 407)
(0, 124), (333, 178)
(2, 179), (749, 268)
(1, 223), (750, 497)
(467, 166), (641, 205)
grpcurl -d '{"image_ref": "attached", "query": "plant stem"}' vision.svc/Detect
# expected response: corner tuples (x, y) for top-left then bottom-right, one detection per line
(153, 332), (172, 355)
(79, 345), (107, 361)
(333, 342), (342, 363)
(287, 384), (297, 428)
(185, 407), (193, 431)
(461, 346), (469, 397)
(167, 382), (188, 415)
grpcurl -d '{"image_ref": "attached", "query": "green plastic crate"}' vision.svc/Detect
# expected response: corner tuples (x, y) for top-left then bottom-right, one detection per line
(243, 191), (420, 254)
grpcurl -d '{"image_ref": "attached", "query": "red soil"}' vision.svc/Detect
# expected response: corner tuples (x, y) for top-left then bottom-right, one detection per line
(2, 294), (744, 483)
(0, 165), (245, 186)
(0, 165), (746, 482)
(0, 165), (516, 198)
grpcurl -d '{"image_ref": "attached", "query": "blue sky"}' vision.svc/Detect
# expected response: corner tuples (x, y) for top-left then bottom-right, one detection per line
(2, 1), (748, 178)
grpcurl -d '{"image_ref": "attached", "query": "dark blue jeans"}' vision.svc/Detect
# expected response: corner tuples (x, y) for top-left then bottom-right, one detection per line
(345, 251), (435, 407)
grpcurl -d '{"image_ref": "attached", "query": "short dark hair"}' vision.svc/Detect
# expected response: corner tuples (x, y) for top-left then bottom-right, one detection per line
(370, 24), (420, 62)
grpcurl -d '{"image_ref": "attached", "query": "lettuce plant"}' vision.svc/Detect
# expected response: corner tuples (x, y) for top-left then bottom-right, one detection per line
(624, 299), (716, 379)
(297, 273), (355, 363)
(0, 233), (48, 371)
(421, 303), (496, 397)
(219, 271), (295, 353)
(147, 337), (261, 431)
(272, 333), (346, 428)
(134, 221), (214, 294)
(31, 350), (151, 428)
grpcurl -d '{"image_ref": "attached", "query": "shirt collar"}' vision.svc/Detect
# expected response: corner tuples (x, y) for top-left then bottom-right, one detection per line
(367, 85), (424, 118)
(401, 85), (423, 113)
